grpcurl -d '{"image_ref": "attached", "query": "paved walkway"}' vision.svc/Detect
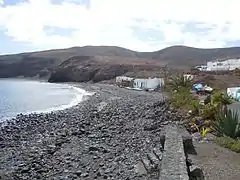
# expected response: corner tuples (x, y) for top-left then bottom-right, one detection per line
(189, 142), (240, 180)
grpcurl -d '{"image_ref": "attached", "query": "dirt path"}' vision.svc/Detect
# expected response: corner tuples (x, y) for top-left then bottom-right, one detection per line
(189, 142), (240, 180)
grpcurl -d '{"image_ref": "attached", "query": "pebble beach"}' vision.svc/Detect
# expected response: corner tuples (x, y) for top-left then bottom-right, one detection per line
(0, 83), (182, 180)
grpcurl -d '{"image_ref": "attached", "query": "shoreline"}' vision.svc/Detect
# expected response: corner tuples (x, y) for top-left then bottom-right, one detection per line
(0, 83), (174, 179)
(23, 85), (95, 116)
(0, 79), (95, 123)
(1, 83), (240, 179)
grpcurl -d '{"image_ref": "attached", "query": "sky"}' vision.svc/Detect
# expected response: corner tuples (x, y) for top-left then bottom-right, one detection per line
(0, 0), (240, 54)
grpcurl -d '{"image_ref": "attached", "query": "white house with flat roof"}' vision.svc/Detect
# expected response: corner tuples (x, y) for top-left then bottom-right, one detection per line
(206, 59), (240, 71)
(116, 76), (164, 90)
(133, 78), (165, 89)
(196, 58), (240, 71)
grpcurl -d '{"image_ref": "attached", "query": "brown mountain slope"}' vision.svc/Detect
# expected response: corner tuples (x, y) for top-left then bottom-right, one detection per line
(30, 46), (138, 59)
(153, 46), (240, 66)
(20, 45), (240, 65)
(1, 45), (240, 81)
(137, 45), (240, 68)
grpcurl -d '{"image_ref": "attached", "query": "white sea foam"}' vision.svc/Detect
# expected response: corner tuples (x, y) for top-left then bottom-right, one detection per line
(0, 81), (95, 123)
(31, 85), (94, 114)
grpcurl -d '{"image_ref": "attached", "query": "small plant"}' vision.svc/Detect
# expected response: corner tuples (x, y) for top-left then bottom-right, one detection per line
(201, 127), (211, 138)
(211, 109), (240, 139)
(211, 90), (223, 104)
(199, 103), (218, 120)
(221, 93), (233, 105)
(191, 122), (200, 132)
(170, 87), (192, 108)
(190, 118), (205, 133)
(189, 99), (200, 116)
(214, 136), (240, 153)
(211, 90), (233, 112)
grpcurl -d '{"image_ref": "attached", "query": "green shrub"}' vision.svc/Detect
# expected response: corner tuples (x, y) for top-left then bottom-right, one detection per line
(199, 103), (218, 120)
(211, 90), (233, 110)
(212, 90), (224, 104)
(215, 136), (235, 147)
(170, 87), (192, 108)
(231, 143), (240, 153)
(211, 109), (240, 139)
(189, 99), (200, 116)
(215, 136), (240, 153)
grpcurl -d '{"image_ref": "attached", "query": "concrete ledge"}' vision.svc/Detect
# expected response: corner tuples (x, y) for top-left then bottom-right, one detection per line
(159, 125), (189, 180)
(160, 126), (195, 155)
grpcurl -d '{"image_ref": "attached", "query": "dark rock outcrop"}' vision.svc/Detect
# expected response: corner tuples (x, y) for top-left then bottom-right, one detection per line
(0, 55), (55, 78)
(48, 56), (165, 83)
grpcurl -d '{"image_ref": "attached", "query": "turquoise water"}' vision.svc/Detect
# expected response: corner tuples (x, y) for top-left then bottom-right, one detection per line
(0, 79), (87, 121)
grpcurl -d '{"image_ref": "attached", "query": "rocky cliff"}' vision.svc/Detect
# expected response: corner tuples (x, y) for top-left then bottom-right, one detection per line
(0, 54), (56, 78)
(48, 56), (166, 83)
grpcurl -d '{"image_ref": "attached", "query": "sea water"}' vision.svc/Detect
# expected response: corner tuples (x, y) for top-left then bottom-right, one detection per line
(0, 79), (91, 121)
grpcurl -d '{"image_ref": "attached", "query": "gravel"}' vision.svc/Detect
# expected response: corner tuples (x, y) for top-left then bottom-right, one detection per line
(0, 83), (183, 180)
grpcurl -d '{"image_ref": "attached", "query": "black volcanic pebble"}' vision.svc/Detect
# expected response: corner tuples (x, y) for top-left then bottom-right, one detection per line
(0, 83), (183, 180)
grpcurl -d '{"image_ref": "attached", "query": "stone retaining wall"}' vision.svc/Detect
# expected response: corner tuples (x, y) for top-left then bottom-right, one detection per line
(134, 124), (197, 179)
(159, 125), (189, 180)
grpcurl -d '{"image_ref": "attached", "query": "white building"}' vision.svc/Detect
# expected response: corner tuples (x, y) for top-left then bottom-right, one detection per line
(116, 76), (165, 90)
(195, 58), (240, 71)
(227, 87), (240, 101)
(133, 78), (165, 89)
(206, 58), (240, 71)
(116, 76), (133, 83)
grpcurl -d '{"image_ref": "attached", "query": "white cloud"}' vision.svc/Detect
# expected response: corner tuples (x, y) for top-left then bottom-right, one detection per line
(0, 0), (3, 5)
(0, 0), (240, 52)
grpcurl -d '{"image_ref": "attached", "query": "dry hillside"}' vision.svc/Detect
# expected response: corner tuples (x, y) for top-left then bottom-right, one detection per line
(1, 45), (240, 82)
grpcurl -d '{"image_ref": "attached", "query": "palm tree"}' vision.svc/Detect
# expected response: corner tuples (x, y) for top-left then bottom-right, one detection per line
(168, 74), (193, 91)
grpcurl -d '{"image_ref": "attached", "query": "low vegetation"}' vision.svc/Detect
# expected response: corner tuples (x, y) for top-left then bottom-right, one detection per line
(212, 109), (240, 139)
(214, 136), (240, 153)
(170, 87), (195, 110)
(168, 74), (194, 90)
(167, 73), (240, 153)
